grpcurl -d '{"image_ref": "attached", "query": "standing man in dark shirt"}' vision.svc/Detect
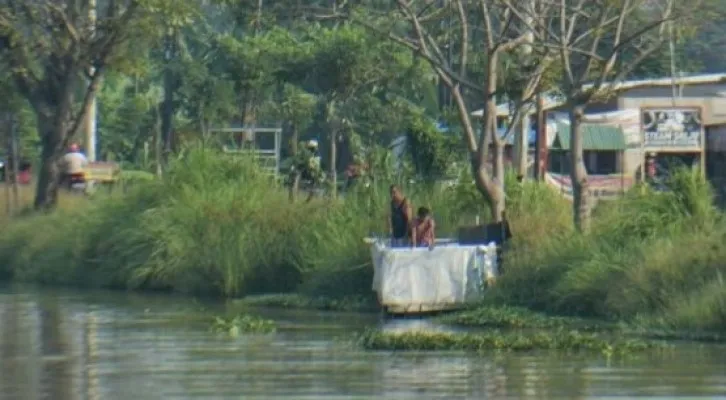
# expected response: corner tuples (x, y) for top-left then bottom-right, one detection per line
(388, 185), (413, 247)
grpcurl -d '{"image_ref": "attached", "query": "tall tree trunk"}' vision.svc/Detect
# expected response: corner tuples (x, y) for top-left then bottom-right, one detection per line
(490, 139), (506, 222)
(34, 115), (66, 211)
(325, 100), (338, 199)
(239, 86), (257, 131)
(514, 115), (529, 178)
(470, 93), (506, 223)
(161, 64), (174, 159)
(154, 107), (163, 177)
(569, 104), (591, 232)
(329, 129), (337, 198)
(161, 30), (177, 160)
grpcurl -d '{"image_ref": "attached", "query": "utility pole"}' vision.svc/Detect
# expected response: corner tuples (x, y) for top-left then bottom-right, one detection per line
(84, 0), (97, 163)
(514, 0), (535, 179)
(534, 94), (546, 180)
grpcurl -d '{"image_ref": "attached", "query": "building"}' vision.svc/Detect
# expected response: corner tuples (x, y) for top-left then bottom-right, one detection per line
(548, 123), (628, 175)
(472, 74), (726, 197)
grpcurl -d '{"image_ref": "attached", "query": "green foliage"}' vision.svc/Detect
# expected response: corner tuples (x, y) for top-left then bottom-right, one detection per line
(439, 306), (616, 331)
(97, 74), (160, 162)
(405, 113), (464, 180)
(356, 329), (661, 355)
(493, 168), (726, 332)
(0, 146), (472, 298)
(1, 147), (725, 334)
(210, 314), (276, 336)
(232, 293), (377, 312)
(260, 84), (317, 137)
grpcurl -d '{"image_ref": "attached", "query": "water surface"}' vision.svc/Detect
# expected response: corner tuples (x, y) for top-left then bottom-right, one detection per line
(1, 284), (725, 399)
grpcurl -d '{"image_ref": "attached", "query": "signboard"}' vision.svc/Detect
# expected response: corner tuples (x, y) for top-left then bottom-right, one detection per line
(641, 107), (703, 151)
(545, 172), (634, 201)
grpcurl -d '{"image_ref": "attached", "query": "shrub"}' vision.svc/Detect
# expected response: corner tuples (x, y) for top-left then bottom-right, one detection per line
(493, 168), (726, 330)
(0, 145), (476, 298)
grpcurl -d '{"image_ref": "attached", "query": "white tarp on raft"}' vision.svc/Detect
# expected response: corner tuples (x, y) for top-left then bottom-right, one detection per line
(369, 241), (498, 310)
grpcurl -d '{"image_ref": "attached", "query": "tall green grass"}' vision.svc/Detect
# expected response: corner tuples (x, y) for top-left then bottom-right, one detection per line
(0, 147), (724, 332)
(0, 146), (483, 298)
(494, 168), (726, 331)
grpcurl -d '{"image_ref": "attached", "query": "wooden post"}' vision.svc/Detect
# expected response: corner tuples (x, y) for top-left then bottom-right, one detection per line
(701, 124), (707, 179)
(534, 94), (546, 180)
(4, 117), (12, 216)
(9, 115), (19, 210)
(639, 108), (646, 192)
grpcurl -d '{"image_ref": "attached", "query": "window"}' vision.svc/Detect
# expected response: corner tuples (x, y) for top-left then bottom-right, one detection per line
(596, 151), (617, 174)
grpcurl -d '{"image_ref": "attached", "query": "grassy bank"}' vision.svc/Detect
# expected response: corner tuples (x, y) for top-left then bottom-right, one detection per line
(0, 146), (491, 300)
(494, 168), (726, 332)
(0, 146), (724, 334)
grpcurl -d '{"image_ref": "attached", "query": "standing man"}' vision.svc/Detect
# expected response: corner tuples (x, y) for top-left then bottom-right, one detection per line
(388, 185), (413, 247)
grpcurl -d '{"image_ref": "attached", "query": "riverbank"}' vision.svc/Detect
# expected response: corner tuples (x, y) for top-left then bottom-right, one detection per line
(0, 147), (724, 334)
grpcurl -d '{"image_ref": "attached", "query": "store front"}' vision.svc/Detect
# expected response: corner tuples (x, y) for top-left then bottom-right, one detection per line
(640, 107), (704, 184)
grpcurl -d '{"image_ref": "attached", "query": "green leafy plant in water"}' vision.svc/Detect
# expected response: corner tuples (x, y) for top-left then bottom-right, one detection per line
(210, 314), (276, 336)
(440, 305), (618, 332)
(356, 329), (665, 356)
(235, 293), (378, 313)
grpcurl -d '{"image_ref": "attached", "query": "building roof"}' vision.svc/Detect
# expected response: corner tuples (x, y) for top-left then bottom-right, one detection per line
(551, 123), (626, 151)
(471, 94), (563, 117)
(584, 73), (726, 92)
(471, 73), (726, 118)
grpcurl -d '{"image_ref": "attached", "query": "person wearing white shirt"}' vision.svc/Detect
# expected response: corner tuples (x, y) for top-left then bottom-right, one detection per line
(61, 143), (88, 189)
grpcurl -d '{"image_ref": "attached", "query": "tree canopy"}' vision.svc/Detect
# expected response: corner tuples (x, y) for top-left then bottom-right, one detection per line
(0, 0), (719, 210)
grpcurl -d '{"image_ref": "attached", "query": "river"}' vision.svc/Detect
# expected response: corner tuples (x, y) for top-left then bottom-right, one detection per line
(1, 284), (725, 399)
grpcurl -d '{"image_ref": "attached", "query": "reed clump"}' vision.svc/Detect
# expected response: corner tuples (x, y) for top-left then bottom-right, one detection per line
(492, 168), (726, 332)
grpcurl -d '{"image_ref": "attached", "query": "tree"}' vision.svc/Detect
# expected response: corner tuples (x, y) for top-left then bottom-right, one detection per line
(538, 0), (700, 231)
(262, 84), (317, 156)
(406, 112), (463, 180)
(347, 0), (557, 222)
(0, 0), (195, 209)
(290, 24), (425, 198)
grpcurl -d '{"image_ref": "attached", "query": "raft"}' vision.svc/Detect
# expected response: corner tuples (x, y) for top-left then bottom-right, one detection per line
(365, 238), (499, 315)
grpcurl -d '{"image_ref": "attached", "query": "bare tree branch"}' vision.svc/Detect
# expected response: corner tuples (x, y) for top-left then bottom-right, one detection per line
(454, 0), (467, 80)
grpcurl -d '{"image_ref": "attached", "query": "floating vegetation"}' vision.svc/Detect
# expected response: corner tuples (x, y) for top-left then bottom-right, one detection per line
(439, 305), (620, 332)
(357, 329), (665, 356)
(627, 328), (726, 343)
(234, 293), (378, 313)
(210, 314), (276, 336)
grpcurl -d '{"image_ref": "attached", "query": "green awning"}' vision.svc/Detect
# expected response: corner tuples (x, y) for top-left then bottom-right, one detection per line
(551, 122), (626, 151)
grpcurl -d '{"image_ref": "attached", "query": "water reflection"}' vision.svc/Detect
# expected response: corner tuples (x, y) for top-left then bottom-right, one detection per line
(1, 286), (726, 399)
(379, 316), (463, 334)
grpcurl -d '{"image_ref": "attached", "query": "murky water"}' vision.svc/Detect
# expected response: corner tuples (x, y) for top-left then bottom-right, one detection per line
(1, 284), (725, 399)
